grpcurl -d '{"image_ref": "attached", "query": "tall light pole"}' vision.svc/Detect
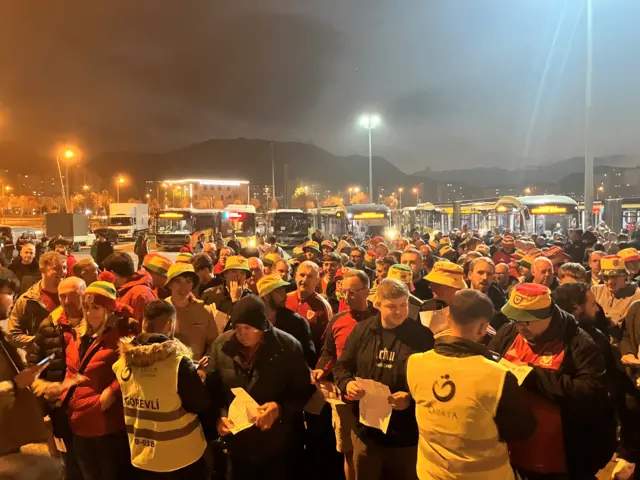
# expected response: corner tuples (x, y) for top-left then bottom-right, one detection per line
(398, 187), (404, 209)
(583, 0), (594, 227)
(116, 177), (125, 203)
(358, 114), (381, 201)
(413, 187), (419, 205)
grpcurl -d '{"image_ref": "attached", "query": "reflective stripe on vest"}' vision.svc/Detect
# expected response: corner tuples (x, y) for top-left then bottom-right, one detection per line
(113, 352), (206, 473)
(407, 350), (514, 480)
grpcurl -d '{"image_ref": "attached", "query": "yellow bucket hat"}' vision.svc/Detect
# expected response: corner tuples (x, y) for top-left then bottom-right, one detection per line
(175, 252), (193, 264)
(618, 248), (640, 263)
(256, 274), (290, 297)
(263, 252), (282, 267)
(223, 255), (251, 273)
(501, 283), (552, 322)
(600, 255), (628, 276)
(475, 244), (490, 256)
(425, 261), (467, 289)
(387, 264), (413, 285)
(303, 241), (321, 255)
(165, 263), (198, 287)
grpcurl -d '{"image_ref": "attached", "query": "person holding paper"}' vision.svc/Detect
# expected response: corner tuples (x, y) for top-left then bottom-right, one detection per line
(333, 278), (434, 480)
(422, 261), (468, 337)
(205, 295), (312, 480)
(407, 289), (536, 479)
(489, 283), (610, 479)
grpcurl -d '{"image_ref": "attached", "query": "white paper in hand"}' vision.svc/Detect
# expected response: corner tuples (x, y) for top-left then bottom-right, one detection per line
(228, 388), (260, 435)
(355, 377), (392, 434)
(419, 307), (449, 336)
(498, 358), (533, 386)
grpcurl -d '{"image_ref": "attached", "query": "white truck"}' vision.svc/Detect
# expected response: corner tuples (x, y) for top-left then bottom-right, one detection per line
(108, 203), (149, 241)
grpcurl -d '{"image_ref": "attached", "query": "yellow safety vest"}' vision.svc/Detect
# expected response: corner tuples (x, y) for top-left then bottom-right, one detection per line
(113, 354), (207, 473)
(407, 350), (514, 480)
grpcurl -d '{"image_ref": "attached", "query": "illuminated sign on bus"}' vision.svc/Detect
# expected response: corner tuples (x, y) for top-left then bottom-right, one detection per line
(353, 212), (386, 220)
(530, 206), (568, 215)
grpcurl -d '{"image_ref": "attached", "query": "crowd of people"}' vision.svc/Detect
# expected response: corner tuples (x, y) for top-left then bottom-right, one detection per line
(2, 224), (640, 479)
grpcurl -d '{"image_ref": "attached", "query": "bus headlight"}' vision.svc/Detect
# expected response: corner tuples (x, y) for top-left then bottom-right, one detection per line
(248, 238), (256, 247)
(385, 229), (397, 241)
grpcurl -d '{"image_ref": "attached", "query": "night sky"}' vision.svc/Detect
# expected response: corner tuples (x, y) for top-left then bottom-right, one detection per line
(1, 0), (640, 173)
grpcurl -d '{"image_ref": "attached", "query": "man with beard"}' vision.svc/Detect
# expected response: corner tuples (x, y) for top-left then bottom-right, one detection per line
(286, 261), (333, 354)
(349, 247), (375, 282)
(321, 253), (341, 297)
(257, 274), (316, 367)
(9, 243), (40, 295)
(490, 283), (611, 478)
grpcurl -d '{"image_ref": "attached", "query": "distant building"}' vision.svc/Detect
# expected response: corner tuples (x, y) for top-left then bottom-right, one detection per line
(162, 178), (250, 208)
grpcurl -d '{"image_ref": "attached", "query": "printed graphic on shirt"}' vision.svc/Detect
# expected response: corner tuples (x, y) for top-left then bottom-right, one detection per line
(376, 347), (396, 369)
(432, 374), (456, 403)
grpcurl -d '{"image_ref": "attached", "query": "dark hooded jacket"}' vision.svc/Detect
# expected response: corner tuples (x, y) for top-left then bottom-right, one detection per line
(205, 297), (312, 462)
(488, 306), (614, 476)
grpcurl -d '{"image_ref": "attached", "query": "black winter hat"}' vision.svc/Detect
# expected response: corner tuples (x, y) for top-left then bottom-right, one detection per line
(230, 295), (268, 331)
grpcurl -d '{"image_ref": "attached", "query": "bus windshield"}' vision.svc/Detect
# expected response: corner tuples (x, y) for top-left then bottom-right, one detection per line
(221, 212), (256, 235)
(109, 217), (132, 226)
(156, 217), (193, 234)
(273, 213), (310, 234)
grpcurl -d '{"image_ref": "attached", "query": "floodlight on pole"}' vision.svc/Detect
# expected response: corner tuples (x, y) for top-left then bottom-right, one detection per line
(358, 114), (381, 201)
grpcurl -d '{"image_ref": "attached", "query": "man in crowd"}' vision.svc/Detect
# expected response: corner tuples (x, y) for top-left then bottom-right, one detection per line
(618, 247), (640, 280)
(313, 269), (377, 480)
(531, 256), (559, 291)
(423, 260), (468, 336)
(213, 246), (233, 275)
(321, 240), (336, 256)
(203, 242), (217, 265)
(303, 241), (323, 266)
(333, 279), (434, 480)
(400, 248), (432, 301)
(73, 258), (100, 286)
(586, 250), (606, 286)
(30, 276), (86, 475)
(408, 289), (536, 479)
(286, 260), (333, 354)
(490, 283), (612, 478)
(374, 256), (394, 288)
(9, 242), (40, 295)
(133, 231), (150, 270)
(383, 264), (425, 322)
(206, 295), (311, 479)
(257, 274), (316, 367)
(53, 238), (76, 278)
(492, 235), (515, 265)
(192, 253), (219, 297)
(104, 252), (156, 321)
(557, 262), (587, 285)
(275, 258), (297, 293)
(321, 252), (341, 296)
(93, 232), (114, 269)
(202, 255), (252, 332)
(494, 262), (516, 293)
(467, 257), (509, 332)
(7, 252), (67, 351)
(349, 247), (374, 281)
(263, 252), (281, 275)
(166, 263), (219, 362)
(247, 257), (265, 295)
(592, 255), (640, 332)
(142, 252), (173, 300)
(113, 299), (210, 478)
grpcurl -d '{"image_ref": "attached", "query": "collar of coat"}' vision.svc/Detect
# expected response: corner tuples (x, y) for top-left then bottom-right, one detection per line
(118, 333), (193, 368)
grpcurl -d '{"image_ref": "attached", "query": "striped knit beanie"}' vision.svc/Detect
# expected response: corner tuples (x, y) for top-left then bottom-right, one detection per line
(143, 253), (172, 276)
(84, 281), (118, 312)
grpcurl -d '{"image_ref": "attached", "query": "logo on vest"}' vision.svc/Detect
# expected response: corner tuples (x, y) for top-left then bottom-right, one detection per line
(432, 374), (456, 403)
(121, 366), (132, 382)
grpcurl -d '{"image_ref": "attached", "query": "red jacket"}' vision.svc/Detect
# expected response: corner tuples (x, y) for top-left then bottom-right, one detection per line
(492, 248), (514, 266)
(63, 317), (133, 437)
(117, 270), (156, 321)
(285, 291), (333, 354)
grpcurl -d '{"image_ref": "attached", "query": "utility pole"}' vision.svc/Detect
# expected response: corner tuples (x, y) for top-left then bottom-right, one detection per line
(583, 0), (594, 228)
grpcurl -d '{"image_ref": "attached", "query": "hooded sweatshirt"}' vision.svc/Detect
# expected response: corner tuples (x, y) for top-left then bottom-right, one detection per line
(118, 270), (157, 321)
(333, 314), (434, 448)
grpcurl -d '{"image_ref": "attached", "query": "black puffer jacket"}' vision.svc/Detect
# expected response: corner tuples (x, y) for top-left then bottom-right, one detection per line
(488, 306), (614, 477)
(29, 307), (75, 383)
(205, 324), (312, 462)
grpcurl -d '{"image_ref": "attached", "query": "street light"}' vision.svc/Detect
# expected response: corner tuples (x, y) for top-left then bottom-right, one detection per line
(524, 187), (532, 195)
(597, 185), (604, 201)
(56, 146), (79, 212)
(116, 177), (125, 203)
(412, 187), (419, 204)
(358, 114), (381, 200)
(398, 187), (404, 209)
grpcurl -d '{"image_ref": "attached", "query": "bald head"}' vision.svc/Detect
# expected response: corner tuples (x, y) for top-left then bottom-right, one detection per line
(532, 257), (554, 287)
(58, 276), (86, 321)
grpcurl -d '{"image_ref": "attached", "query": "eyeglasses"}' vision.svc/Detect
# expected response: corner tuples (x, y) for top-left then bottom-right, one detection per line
(340, 287), (367, 297)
